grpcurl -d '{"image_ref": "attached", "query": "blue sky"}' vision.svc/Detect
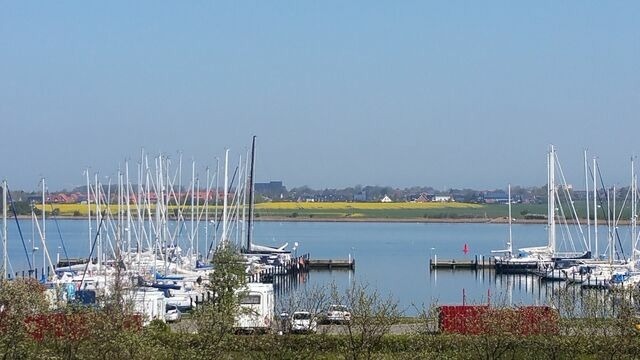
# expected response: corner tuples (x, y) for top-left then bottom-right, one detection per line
(1, 2), (639, 191)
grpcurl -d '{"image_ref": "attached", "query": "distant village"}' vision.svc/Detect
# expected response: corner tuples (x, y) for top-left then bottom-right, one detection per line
(3, 180), (618, 207)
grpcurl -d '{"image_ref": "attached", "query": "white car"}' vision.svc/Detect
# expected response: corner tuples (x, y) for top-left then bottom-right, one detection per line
(326, 305), (351, 324)
(165, 304), (182, 323)
(290, 311), (317, 333)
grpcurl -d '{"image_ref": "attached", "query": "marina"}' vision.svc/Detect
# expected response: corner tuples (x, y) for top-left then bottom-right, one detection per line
(1, 146), (639, 317)
(3, 2), (638, 356)
(3, 218), (634, 312)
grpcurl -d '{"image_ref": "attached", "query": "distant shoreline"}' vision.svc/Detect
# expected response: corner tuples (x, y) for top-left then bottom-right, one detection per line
(15, 214), (625, 225)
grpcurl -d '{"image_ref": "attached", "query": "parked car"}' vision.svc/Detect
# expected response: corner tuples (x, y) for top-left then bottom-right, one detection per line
(290, 311), (317, 333)
(165, 304), (182, 323)
(325, 304), (351, 324)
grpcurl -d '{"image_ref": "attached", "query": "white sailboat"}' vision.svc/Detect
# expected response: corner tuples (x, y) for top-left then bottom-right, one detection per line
(494, 150), (557, 274)
(495, 146), (591, 275)
(493, 184), (542, 273)
(243, 136), (289, 256)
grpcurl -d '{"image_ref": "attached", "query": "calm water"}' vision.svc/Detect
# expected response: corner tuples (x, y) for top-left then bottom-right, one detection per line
(4, 219), (632, 314)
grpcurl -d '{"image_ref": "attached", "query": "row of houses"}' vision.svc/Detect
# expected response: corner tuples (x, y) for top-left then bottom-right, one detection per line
(383, 191), (525, 204)
(33, 191), (233, 205)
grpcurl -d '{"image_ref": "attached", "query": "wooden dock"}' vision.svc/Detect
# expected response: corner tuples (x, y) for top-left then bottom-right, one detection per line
(307, 258), (355, 270)
(430, 255), (495, 270)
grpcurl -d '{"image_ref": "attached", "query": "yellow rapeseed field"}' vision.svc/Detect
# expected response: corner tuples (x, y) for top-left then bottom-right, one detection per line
(36, 201), (481, 217)
(35, 203), (154, 216)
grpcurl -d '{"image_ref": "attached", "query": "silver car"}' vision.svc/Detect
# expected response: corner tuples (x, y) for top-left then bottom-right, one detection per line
(290, 311), (317, 333)
(326, 305), (351, 324)
(165, 304), (182, 323)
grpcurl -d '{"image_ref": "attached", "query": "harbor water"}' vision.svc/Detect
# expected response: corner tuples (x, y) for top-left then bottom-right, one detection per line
(4, 219), (631, 314)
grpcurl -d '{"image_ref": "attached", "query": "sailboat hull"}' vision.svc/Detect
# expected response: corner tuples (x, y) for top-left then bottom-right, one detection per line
(494, 258), (541, 274)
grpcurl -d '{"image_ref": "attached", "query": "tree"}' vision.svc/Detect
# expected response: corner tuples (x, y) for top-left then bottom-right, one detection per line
(0, 278), (49, 359)
(338, 283), (402, 360)
(194, 244), (247, 354)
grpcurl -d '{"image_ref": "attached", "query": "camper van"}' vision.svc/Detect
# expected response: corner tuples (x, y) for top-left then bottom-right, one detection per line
(234, 283), (275, 333)
(131, 289), (167, 326)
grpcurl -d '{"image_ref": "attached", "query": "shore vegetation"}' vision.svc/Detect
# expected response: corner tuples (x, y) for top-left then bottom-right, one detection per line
(30, 200), (632, 222)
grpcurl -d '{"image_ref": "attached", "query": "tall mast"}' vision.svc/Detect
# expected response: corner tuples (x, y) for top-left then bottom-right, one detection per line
(86, 170), (92, 254)
(95, 173), (101, 271)
(214, 158), (219, 253)
(632, 156), (637, 264)
(196, 176), (200, 258)
(548, 146), (556, 254)
(125, 161), (132, 257)
(191, 160), (195, 258)
(507, 184), (512, 256)
(2, 180), (7, 279)
(222, 149), (229, 246)
(614, 185), (617, 261)
(584, 150), (591, 254)
(609, 187), (614, 263)
(41, 178), (46, 272)
(159, 155), (168, 275)
(593, 157), (598, 259)
(118, 170), (123, 256)
(240, 154), (247, 247)
(246, 136), (256, 252)
(205, 166), (210, 258)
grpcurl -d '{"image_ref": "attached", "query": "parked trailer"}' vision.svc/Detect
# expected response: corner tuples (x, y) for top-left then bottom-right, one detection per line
(130, 289), (167, 326)
(438, 305), (559, 335)
(234, 283), (275, 333)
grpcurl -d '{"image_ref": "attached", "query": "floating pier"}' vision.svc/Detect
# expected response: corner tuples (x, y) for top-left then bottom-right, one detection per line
(430, 255), (494, 270)
(306, 258), (355, 270)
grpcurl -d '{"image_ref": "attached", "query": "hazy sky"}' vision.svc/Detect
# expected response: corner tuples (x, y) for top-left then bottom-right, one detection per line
(1, 2), (639, 192)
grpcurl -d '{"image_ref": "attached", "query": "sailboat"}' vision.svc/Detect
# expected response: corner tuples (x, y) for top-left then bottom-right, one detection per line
(493, 184), (546, 274)
(495, 146), (592, 275)
(243, 136), (290, 256)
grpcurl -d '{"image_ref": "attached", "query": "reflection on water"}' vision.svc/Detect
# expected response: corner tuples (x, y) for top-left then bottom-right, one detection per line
(4, 220), (629, 315)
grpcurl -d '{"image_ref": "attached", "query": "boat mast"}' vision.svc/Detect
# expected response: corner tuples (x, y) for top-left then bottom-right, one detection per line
(214, 157), (219, 254)
(41, 178), (46, 273)
(125, 161), (132, 257)
(508, 184), (513, 256)
(205, 166), (210, 258)
(2, 179), (7, 279)
(222, 149), (229, 246)
(548, 146), (556, 254)
(191, 160), (195, 259)
(246, 136), (256, 252)
(610, 186), (615, 263)
(95, 173), (101, 271)
(196, 176), (200, 258)
(584, 150), (591, 254)
(593, 157), (598, 259)
(118, 170), (123, 257)
(236, 151), (244, 248)
(86, 170), (92, 255)
(632, 156), (637, 265)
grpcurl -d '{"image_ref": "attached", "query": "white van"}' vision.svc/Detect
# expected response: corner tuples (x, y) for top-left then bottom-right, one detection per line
(234, 283), (275, 333)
